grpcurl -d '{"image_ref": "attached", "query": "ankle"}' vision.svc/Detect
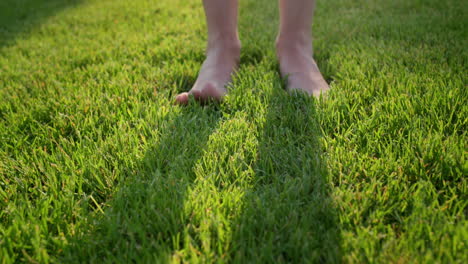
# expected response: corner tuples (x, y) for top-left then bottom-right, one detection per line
(276, 32), (312, 55)
(207, 36), (241, 57)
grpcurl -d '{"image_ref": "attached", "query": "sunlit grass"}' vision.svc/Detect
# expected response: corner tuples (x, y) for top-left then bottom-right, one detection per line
(0, 0), (466, 263)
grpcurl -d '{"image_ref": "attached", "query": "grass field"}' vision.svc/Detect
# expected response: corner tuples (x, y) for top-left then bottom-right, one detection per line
(0, 0), (467, 263)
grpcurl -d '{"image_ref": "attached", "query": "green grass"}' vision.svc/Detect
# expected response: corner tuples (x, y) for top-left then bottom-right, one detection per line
(0, 0), (466, 263)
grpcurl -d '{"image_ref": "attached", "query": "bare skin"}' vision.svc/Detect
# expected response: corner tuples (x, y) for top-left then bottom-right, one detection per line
(175, 0), (240, 104)
(277, 0), (329, 97)
(175, 0), (328, 104)
(175, 42), (240, 104)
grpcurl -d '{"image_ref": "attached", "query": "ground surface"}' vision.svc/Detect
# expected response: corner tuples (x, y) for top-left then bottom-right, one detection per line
(0, 0), (466, 263)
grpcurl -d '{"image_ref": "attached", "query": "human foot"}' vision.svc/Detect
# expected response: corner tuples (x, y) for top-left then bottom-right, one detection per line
(276, 37), (329, 97)
(175, 42), (240, 104)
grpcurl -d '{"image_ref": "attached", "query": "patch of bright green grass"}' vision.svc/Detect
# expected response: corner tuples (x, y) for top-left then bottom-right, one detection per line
(0, 0), (466, 263)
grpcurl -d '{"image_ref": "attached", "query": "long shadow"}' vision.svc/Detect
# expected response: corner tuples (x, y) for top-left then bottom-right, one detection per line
(229, 88), (341, 263)
(62, 65), (341, 264)
(62, 104), (223, 262)
(0, 0), (82, 48)
(62, 0), (342, 262)
(227, 3), (340, 259)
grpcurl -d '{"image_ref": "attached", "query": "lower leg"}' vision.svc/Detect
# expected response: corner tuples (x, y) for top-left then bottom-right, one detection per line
(176, 0), (241, 104)
(276, 0), (329, 97)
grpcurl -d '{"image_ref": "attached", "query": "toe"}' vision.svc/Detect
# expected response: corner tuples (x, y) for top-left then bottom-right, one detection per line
(175, 92), (190, 105)
(193, 82), (225, 102)
(176, 83), (227, 105)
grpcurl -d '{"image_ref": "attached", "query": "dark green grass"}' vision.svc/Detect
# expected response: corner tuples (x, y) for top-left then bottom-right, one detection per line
(0, 0), (466, 263)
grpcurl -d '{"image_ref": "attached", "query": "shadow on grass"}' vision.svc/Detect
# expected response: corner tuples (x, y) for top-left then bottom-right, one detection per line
(229, 90), (341, 262)
(62, 105), (224, 262)
(62, 0), (341, 261)
(62, 10), (341, 264)
(0, 0), (82, 47)
(63, 94), (341, 263)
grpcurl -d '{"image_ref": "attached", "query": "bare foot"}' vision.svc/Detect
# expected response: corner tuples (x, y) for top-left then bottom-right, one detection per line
(276, 38), (329, 97)
(175, 42), (240, 104)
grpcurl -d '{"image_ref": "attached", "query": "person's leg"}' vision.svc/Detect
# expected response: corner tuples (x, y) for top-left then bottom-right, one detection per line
(175, 0), (241, 104)
(276, 0), (329, 97)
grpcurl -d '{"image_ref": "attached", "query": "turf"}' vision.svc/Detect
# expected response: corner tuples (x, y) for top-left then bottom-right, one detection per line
(0, 0), (466, 263)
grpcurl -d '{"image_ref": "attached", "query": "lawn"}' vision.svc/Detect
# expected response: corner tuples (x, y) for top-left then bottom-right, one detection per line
(0, 0), (466, 263)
